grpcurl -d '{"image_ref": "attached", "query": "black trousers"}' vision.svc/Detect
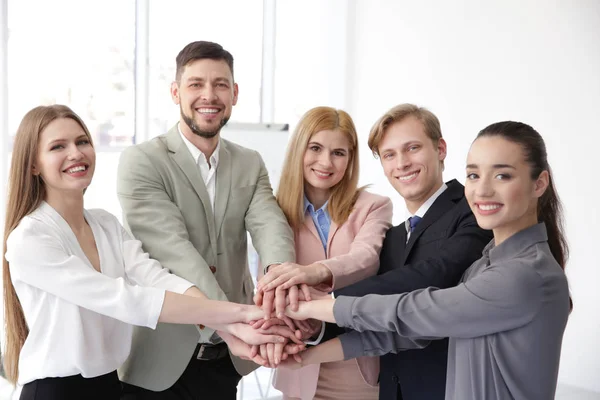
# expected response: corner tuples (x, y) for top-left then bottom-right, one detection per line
(20, 370), (120, 400)
(121, 353), (242, 400)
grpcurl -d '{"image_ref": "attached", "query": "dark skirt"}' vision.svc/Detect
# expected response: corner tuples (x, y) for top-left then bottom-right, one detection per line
(20, 370), (120, 400)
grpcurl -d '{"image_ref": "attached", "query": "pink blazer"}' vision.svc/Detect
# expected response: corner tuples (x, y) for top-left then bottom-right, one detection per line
(273, 190), (393, 400)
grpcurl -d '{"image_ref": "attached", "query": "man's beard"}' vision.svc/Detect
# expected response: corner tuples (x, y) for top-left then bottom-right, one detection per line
(180, 108), (229, 139)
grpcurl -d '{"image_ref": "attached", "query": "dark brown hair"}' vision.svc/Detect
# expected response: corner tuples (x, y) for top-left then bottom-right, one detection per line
(175, 41), (234, 82)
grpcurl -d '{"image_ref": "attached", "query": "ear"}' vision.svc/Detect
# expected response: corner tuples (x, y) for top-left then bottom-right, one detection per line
(32, 165), (39, 176)
(437, 138), (447, 162)
(170, 81), (180, 105)
(232, 83), (239, 106)
(533, 170), (549, 198)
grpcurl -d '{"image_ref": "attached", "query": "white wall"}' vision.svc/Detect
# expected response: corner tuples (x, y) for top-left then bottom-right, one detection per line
(340, 0), (600, 392)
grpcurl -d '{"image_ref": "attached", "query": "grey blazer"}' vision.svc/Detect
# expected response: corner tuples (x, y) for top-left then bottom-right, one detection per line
(116, 126), (295, 391)
(334, 223), (570, 400)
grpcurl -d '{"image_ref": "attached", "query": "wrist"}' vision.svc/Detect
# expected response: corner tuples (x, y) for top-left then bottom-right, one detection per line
(314, 263), (333, 284)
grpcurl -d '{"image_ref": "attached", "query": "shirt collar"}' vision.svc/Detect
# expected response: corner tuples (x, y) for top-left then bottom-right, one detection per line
(178, 123), (220, 168)
(404, 182), (448, 233)
(304, 195), (330, 215)
(485, 223), (548, 263)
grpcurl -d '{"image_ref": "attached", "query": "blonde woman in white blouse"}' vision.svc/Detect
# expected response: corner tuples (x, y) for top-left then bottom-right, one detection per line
(2, 105), (301, 400)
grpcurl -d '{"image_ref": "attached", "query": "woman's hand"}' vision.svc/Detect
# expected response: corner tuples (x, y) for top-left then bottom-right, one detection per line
(219, 331), (269, 367)
(285, 298), (337, 323)
(257, 262), (332, 292)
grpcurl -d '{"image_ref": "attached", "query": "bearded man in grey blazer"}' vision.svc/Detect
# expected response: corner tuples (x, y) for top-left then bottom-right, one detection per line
(117, 41), (295, 400)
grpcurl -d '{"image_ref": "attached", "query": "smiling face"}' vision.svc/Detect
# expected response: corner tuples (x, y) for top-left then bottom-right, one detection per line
(378, 116), (447, 213)
(171, 58), (238, 139)
(303, 129), (351, 207)
(34, 117), (95, 196)
(465, 136), (548, 244)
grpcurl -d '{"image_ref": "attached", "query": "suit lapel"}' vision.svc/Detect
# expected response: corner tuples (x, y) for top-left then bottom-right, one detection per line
(214, 142), (232, 240)
(325, 220), (340, 258)
(166, 127), (217, 245)
(402, 180), (464, 264)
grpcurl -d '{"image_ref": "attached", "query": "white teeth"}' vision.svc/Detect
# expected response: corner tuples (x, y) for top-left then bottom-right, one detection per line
(66, 165), (86, 173)
(479, 204), (501, 211)
(198, 108), (219, 114)
(314, 170), (331, 177)
(398, 172), (418, 181)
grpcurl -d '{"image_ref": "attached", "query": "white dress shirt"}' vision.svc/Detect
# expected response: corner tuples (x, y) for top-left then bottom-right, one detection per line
(5, 202), (193, 385)
(405, 183), (448, 242)
(178, 124), (220, 210)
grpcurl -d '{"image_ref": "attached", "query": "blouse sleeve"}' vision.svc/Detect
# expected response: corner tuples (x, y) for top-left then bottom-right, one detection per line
(120, 225), (194, 294)
(333, 259), (544, 339)
(7, 225), (165, 329)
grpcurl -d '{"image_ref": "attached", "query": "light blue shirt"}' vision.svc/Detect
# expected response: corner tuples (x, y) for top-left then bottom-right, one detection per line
(304, 196), (331, 251)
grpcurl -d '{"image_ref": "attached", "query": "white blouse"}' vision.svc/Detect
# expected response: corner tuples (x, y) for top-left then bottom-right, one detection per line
(5, 202), (193, 385)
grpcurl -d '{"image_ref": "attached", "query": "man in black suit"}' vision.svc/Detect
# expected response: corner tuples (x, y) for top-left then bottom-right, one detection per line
(334, 104), (492, 400)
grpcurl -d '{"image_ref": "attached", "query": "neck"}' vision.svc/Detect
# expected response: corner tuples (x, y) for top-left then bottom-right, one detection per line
(405, 180), (444, 215)
(45, 190), (87, 234)
(493, 210), (538, 246)
(180, 121), (219, 158)
(305, 186), (330, 210)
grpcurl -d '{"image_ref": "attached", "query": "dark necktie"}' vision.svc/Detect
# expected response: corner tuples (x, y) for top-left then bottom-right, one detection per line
(409, 215), (422, 232)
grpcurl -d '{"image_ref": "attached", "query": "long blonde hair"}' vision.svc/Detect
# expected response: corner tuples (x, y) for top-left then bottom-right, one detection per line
(2, 105), (93, 384)
(277, 106), (361, 229)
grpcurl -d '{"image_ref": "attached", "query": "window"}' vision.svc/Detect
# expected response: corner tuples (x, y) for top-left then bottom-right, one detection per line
(147, 0), (264, 139)
(7, 0), (136, 148)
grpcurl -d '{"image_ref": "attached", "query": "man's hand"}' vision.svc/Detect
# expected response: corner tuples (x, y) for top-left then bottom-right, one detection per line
(219, 331), (269, 367)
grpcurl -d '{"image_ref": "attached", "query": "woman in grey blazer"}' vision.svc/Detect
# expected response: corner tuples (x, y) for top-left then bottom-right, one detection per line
(282, 121), (571, 400)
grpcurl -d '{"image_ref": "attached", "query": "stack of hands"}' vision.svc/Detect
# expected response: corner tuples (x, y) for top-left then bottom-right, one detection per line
(218, 261), (331, 369)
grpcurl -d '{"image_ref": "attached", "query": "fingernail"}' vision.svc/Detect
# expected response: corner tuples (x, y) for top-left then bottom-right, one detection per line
(277, 312), (283, 319)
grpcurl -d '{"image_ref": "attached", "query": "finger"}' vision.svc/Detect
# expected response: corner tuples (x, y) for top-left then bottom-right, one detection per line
(252, 354), (268, 367)
(253, 289), (263, 307)
(251, 319), (266, 329)
(293, 353), (303, 363)
(260, 344), (268, 363)
(262, 273), (295, 292)
(250, 345), (259, 358)
(275, 286), (288, 319)
(274, 342), (284, 365)
(284, 343), (305, 355)
(267, 343), (275, 368)
(300, 284), (312, 301)
(263, 326), (304, 345)
(279, 315), (297, 331)
(293, 318), (311, 333)
(257, 266), (289, 290)
(262, 290), (275, 319)
(288, 285), (299, 312)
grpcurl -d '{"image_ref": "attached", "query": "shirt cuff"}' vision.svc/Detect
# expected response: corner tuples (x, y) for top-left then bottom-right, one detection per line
(333, 295), (358, 329)
(339, 330), (366, 360)
(303, 321), (326, 346)
(263, 262), (283, 276)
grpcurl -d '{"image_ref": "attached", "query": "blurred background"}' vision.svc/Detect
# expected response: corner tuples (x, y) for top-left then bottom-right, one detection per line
(0, 0), (599, 399)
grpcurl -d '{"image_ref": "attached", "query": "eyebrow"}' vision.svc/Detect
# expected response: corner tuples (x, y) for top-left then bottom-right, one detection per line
(187, 76), (231, 83)
(308, 141), (348, 152)
(466, 163), (516, 169)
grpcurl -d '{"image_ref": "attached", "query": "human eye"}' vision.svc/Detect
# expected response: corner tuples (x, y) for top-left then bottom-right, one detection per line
(189, 83), (201, 88)
(50, 144), (64, 151)
(309, 145), (321, 152)
(408, 144), (420, 152)
(333, 150), (347, 157)
(382, 152), (394, 160)
(495, 173), (512, 180)
(77, 138), (91, 146)
(216, 82), (229, 88)
(466, 172), (479, 180)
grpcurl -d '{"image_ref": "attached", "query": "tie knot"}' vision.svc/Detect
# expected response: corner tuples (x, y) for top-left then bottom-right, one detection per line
(409, 215), (422, 232)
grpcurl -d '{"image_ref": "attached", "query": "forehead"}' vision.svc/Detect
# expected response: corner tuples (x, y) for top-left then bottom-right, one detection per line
(380, 117), (430, 149)
(467, 136), (525, 165)
(310, 129), (350, 148)
(181, 58), (233, 81)
(40, 118), (85, 142)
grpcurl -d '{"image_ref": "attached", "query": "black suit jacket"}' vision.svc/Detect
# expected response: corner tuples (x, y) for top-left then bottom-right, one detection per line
(334, 179), (493, 400)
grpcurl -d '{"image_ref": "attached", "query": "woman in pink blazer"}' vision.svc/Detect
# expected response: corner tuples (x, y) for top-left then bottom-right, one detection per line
(258, 106), (392, 400)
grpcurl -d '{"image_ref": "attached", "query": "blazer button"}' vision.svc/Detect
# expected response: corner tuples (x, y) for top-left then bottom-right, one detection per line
(209, 266), (217, 274)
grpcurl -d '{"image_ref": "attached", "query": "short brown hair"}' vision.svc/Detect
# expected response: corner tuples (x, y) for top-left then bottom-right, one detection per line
(175, 41), (234, 82)
(368, 103), (442, 157)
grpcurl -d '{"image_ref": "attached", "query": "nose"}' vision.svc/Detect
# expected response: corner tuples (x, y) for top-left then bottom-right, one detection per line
(475, 177), (494, 197)
(201, 85), (218, 102)
(67, 144), (84, 161)
(318, 152), (333, 167)
(395, 152), (411, 170)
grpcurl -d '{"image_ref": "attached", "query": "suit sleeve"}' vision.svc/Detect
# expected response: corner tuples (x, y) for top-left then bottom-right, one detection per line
(339, 329), (430, 360)
(117, 147), (228, 299)
(336, 200), (492, 297)
(320, 196), (393, 290)
(244, 152), (295, 268)
(333, 260), (544, 339)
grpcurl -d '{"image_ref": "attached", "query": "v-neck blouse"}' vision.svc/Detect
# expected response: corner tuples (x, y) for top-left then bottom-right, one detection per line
(5, 202), (193, 385)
